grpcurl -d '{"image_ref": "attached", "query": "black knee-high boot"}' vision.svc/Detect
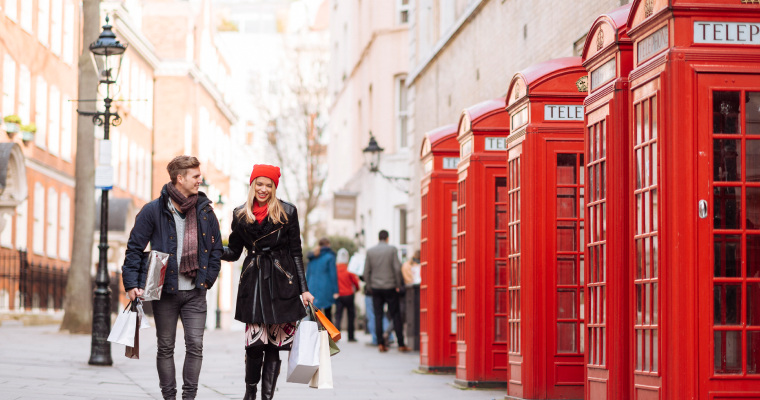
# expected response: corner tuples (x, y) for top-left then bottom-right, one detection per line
(244, 347), (264, 400)
(260, 349), (281, 400)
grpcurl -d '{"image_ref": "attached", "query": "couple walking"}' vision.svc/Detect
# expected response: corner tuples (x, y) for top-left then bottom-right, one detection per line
(122, 156), (312, 400)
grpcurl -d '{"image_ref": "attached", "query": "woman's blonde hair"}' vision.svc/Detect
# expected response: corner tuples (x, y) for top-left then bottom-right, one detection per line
(236, 177), (289, 225)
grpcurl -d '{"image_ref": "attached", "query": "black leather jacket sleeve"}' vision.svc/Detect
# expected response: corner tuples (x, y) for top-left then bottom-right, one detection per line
(287, 207), (309, 293)
(222, 209), (245, 262)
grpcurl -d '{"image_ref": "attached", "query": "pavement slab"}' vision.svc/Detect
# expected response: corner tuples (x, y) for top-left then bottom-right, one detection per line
(0, 324), (504, 400)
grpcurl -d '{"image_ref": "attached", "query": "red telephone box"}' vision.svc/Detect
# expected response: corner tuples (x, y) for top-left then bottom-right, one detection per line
(419, 123), (460, 373)
(454, 98), (510, 387)
(580, 5), (634, 400)
(504, 58), (588, 399)
(623, 1), (760, 399)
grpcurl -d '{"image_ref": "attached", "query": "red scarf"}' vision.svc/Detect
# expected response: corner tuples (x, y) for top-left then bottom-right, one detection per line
(253, 201), (268, 223)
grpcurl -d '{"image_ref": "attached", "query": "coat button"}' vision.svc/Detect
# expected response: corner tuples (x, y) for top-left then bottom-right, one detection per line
(203, 266), (206, 269)
(203, 233), (206, 236)
(204, 249), (207, 253)
(171, 270), (174, 273)
(170, 236), (173, 240)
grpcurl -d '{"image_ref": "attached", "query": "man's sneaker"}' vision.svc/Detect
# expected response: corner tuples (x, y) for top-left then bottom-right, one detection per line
(378, 344), (388, 353)
(398, 346), (412, 353)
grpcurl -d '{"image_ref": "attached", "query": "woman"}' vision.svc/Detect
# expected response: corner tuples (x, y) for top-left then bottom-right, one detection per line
(222, 164), (314, 400)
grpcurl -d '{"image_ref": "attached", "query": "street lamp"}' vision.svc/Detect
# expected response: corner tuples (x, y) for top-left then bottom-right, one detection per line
(361, 134), (410, 193)
(83, 15), (127, 367)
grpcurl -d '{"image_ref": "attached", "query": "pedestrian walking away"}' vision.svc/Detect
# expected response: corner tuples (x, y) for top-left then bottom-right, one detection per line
(221, 164), (315, 400)
(122, 156), (224, 400)
(306, 237), (339, 321)
(334, 248), (360, 342)
(363, 230), (410, 353)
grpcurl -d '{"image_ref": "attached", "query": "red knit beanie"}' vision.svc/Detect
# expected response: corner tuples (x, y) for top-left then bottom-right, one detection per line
(249, 164), (281, 187)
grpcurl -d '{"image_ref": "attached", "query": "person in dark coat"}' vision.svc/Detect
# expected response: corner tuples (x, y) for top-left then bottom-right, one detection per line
(221, 164), (313, 400)
(122, 155), (224, 400)
(305, 238), (339, 321)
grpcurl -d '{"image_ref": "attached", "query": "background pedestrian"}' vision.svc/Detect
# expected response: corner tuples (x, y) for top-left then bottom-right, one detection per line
(306, 237), (339, 321)
(334, 248), (360, 342)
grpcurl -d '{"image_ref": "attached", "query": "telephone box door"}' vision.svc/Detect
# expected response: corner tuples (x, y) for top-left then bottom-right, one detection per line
(547, 141), (586, 399)
(697, 73), (760, 397)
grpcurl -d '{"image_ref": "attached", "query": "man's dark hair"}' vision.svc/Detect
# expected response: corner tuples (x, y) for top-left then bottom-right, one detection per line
(378, 230), (389, 241)
(318, 237), (330, 247)
(167, 155), (201, 184)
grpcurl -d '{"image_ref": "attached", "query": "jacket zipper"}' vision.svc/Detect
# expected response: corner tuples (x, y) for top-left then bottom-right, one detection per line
(274, 259), (293, 284)
(239, 259), (255, 284)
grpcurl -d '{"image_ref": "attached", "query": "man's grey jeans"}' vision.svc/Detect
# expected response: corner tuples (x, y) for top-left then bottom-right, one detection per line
(152, 288), (207, 400)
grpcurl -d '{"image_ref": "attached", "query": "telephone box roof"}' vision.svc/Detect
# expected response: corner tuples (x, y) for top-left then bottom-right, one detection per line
(457, 98), (510, 137)
(581, 4), (632, 61)
(506, 57), (586, 108)
(421, 123), (459, 158)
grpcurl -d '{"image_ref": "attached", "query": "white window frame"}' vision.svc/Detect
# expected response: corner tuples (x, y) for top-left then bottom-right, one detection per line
(19, 0), (32, 33)
(48, 86), (60, 156)
(16, 200), (27, 250)
(0, 212), (12, 248)
(18, 65), (30, 125)
(143, 150), (152, 200)
(397, 0), (410, 25)
(46, 187), (58, 258)
(59, 193), (70, 260)
(62, 3), (74, 65)
(3, 55), (16, 118)
(32, 183), (44, 256)
(5, 0), (18, 22)
(128, 141), (137, 194)
(395, 75), (409, 149)
(50, 0), (62, 56)
(119, 56), (130, 101)
(137, 147), (145, 199)
(61, 94), (72, 161)
(37, 0), (50, 46)
(34, 77), (47, 149)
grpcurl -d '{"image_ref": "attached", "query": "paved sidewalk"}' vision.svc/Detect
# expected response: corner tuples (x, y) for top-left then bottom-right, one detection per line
(0, 323), (504, 400)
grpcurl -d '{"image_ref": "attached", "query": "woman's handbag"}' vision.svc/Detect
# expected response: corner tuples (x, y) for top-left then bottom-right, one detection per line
(107, 301), (138, 347)
(141, 251), (170, 301)
(308, 330), (334, 389)
(309, 303), (341, 342)
(286, 319), (321, 384)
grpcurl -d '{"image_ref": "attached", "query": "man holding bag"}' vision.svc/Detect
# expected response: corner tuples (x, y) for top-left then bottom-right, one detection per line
(122, 156), (223, 400)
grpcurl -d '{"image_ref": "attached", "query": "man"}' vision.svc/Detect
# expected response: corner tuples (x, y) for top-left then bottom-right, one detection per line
(122, 155), (223, 400)
(306, 238), (339, 321)
(363, 230), (410, 353)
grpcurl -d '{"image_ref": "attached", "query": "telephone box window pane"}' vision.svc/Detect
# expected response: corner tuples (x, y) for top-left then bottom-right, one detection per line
(452, 264), (457, 285)
(558, 290), (576, 319)
(652, 189), (659, 231)
(748, 92), (760, 134)
(714, 330), (742, 374)
(636, 330), (643, 370)
(496, 205), (508, 229)
(653, 329), (659, 372)
(557, 221), (577, 251)
(644, 330), (651, 371)
(496, 233), (507, 257)
(714, 284), (741, 325)
(651, 96), (658, 139)
(558, 257), (576, 285)
(451, 312), (457, 334)
(636, 285), (643, 324)
(557, 154), (577, 184)
(636, 148), (643, 189)
(653, 282), (658, 324)
(495, 316), (508, 342)
(601, 121), (606, 158)
(557, 322), (577, 353)
(652, 142), (658, 185)
(714, 235), (742, 277)
(644, 283), (651, 324)
(748, 286), (760, 326)
(557, 187), (576, 218)
(748, 235), (760, 277)
(496, 289), (507, 313)
(748, 141), (760, 182)
(452, 288), (457, 309)
(636, 239), (643, 279)
(747, 188), (760, 230)
(496, 260), (507, 285)
(637, 193), (643, 234)
(749, 331), (760, 374)
(643, 99), (650, 142)
(713, 91), (741, 134)
(636, 103), (642, 145)
(714, 187), (742, 230)
(496, 177), (508, 202)
(714, 139), (742, 182)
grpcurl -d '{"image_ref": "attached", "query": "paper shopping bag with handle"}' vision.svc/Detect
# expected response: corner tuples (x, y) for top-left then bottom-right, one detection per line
(107, 301), (137, 347)
(309, 330), (334, 389)
(309, 303), (341, 342)
(286, 320), (320, 384)
(125, 301), (141, 359)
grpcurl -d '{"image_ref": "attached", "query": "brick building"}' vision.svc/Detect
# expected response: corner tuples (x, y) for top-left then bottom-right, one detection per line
(404, 0), (631, 260)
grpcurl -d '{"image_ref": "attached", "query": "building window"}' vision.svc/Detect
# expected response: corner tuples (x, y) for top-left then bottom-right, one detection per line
(46, 187), (58, 258)
(397, 0), (410, 24)
(119, 135), (128, 190)
(0, 212), (12, 248)
(32, 183), (44, 256)
(137, 147), (145, 199)
(59, 193), (70, 260)
(18, 65), (30, 125)
(144, 151), (152, 200)
(48, 85), (60, 156)
(119, 56), (130, 100)
(5, 0), (18, 22)
(111, 129), (120, 187)
(398, 207), (407, 245)
(439, 0), (456, 36)
(129, 141), (137, 194)
(61, 94), (72, 161)
(3, 55), (16, 118)
(50, 0), (62, 56)
(34, 77), (47, 149)
(37, 0), (50, 46)
(16, 200), (27, 250)
(396, 76), (409, 148)
(63, 2), (75, 64)
(20, 0), (32, 32)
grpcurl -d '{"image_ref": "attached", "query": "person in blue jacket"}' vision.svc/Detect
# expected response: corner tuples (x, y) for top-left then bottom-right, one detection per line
(306, 237), (339, 321)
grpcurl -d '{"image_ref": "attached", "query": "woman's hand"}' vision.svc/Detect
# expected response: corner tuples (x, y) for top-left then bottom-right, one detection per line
(301, 291), (315, 306)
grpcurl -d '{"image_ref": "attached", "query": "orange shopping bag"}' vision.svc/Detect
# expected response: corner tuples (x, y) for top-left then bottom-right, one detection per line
(309, 303), (341, 342)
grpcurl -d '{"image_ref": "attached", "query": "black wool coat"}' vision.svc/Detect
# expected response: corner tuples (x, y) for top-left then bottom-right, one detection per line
(222, 200), (308, 325)
(122, 187), (224, 293)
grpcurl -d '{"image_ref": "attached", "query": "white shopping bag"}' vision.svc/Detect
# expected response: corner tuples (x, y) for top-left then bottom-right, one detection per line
(136, 300), (150, 329)
(286, 320), (320, 384)
(309, 331), (334, 389)
(347, 252), (365, 276)
(107, 302), (138, 347)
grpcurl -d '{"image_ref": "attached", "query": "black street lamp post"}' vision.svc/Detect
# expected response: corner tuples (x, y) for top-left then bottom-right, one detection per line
(362, 133), (410, 193)
(80, 15), (127, 367)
